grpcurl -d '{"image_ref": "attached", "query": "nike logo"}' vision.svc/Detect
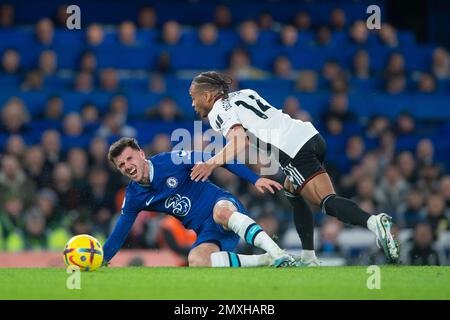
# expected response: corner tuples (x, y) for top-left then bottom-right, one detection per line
(145, 196), (155, 206)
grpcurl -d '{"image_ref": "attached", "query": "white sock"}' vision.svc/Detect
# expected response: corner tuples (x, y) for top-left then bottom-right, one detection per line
(211, 252), (272, 267)
(227, 212), (285, 260)
(367, 215), (378, 234)
(301, 250), (317, 260)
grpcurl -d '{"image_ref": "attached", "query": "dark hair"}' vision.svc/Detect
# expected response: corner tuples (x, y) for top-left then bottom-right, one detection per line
(108, 137), (141, 165)
(192, 71), (233, 99)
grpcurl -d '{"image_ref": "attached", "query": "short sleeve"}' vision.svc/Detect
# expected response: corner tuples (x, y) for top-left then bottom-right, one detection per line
(208, 105), (241, 137)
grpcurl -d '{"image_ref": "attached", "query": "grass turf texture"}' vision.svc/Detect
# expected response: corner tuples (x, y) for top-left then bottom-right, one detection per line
(0, 266), (449, 300)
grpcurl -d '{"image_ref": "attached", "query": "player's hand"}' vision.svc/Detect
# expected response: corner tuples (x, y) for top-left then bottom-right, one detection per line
(190, 161), (215, 182)
(255, 178), (283, 194)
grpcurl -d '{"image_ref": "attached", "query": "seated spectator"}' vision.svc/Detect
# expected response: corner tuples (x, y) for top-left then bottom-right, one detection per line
(41, 129), (62, 169)
(147, 134), (172, 155)
(378, 23), (399, 48)
(1, 48), (21, 74)
(407, 223), (441, 265)
(385, 73), (407, 94)
(99, 68), (119, 91)
(395, 112), (416, 136)
(399, 188), (425, 228)
(329, 8), (347, 32)
(323, 93), (355, 123)
(431, 47), (450, 79)
(353, 175), (377, 205)
(54, 4), (70, 27)
(375, 163), (410, 214)
(88, 137), (112, 169)
(146, 97), (184, 122)
(22, 209), (48, 250)
(425, 194), (450, 238)
(282, 96), (300, 118)
(330, 74), (349, 93)
(385, 52), (406, 79)
(198, 23), (218, 46)
(63, 112), (84, 138)
(214, 5), (232, 29)
(67, 147), (89, 190)
(440, 175), (450, 208)
(416, 138), (434, 167)
(96, 112), (137, 140)
(293, 11), (311, 31)
(0, 3), (14, 28)
(295, 70), (318, 92)
(86, 24), (105, 47)
(161, 20), (182, 45)
(396, 151), (418, 184)
(21, 69), (44, 90)
(74, 71), (94, 92)
(23, 145), (50, 189)
(38, 49), (57, 75)
(352, 49), (371, 79)
(138, 6), (157, 30)
(273, 55), (296, 80)
(155, 51), (173, 74)
(42, 95), (64, 121)
(35, 18), (54, 46)
(280, 25), (298, 47)
(52, 162), (87, 212)
(109, 94), (129, 118)
(238, 20), (259, 46)
(314, 26), (332, 46)
(148, 74), (166, 93)
(318, 218), (344, 258)
(417, 164), (441, 195)
(349, 20), (369, 46)
(0, 97), (30, 134)
(78, 51), (97, 73)
(0, 193), (25, 252)
(258, 11), (276, 31)
(337, 135), (365, 174)
(35, 188), (62, 230)
(118, 21), (137, 46)
(321, 59), (344, 83)
(227, 47), (268, 80)
(365, 115), (391, 139)
(417, 73), (436, 93)
(5, 134), (26, 161)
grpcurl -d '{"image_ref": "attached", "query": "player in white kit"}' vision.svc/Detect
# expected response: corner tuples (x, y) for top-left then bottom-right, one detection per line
(189, 71), (400, 265)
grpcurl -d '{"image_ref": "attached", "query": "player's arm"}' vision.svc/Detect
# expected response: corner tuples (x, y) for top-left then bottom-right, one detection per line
(102, 212), (137, 264)
(190, 125), (248, 182)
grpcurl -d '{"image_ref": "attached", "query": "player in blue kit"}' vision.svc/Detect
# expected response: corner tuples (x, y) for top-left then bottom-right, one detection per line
(102, 137), (296, 267)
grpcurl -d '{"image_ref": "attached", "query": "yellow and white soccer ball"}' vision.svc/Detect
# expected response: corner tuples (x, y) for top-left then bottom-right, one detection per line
(63, 234), (104, 272)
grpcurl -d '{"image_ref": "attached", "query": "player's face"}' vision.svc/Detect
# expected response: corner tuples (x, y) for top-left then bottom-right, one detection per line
(189, 84), (213, 118)
(114, 147), (147, 183)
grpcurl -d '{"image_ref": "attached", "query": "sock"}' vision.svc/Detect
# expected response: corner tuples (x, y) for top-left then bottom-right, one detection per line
(285, 191), (315, 250)
(301, 250), (317, 261)
(227, 212), (285, 260)
(321, 194), (371, 227)
(366, 215), (378, 234)
(211, 252), (272, 267)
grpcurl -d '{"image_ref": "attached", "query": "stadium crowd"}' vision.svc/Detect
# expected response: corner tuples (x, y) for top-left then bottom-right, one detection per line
(0, 2), (449, 266)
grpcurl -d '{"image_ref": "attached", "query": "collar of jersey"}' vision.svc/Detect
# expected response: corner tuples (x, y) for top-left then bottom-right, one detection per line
(136, 160), (154, 187)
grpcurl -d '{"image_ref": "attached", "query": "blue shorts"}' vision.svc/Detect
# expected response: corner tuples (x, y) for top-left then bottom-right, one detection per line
(191, 193), (246, 252)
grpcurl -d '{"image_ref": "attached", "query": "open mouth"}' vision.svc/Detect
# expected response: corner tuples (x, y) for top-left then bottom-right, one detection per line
(128, 167), (137, 178)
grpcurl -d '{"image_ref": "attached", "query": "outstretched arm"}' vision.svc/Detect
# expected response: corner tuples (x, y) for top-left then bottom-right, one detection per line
(102, 213), (137, 263)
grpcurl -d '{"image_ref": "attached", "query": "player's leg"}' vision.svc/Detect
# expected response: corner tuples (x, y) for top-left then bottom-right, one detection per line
(211, 252), (273, 267)
(188, 242), (220, 267)
(212, 199), (295, 267)
(283, 177), (318, 266)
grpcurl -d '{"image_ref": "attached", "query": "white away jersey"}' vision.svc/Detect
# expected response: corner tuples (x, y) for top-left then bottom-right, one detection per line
(207, 89), (318, 158)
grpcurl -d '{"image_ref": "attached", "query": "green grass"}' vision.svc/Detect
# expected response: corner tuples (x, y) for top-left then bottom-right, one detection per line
(0, 266), (449, 300)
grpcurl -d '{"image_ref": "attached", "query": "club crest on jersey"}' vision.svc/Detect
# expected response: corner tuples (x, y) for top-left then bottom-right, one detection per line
(166, 176), (178, 188)
(165, 194), (191, 217)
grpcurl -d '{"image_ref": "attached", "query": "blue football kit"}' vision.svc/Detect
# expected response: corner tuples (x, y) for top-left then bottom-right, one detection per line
(103, 151), (260, 262)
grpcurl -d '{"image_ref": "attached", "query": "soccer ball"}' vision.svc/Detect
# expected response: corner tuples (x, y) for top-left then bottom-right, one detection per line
(63, 234), (104, 272)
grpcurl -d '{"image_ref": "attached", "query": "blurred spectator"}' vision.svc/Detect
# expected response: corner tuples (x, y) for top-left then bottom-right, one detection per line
(147, 134), (172, 155)
(416, 138), (434, 167)
(425, 194), (449, 238)
(0, 194), (25, 251)
(295, 70), (318, 92)
(74, 71), (94, 92)
(21, 70), (44, 91)
(67, 147), (89, 190)
(138, 6), (157, 29)
(417, 73), (436, 93)
(273, 55), (296, 80)
(40, 129), (62, 169)
(35, 18), (54, 46)
(258, 11), (276, 31)
(147, 97), (184, 122)
(1, 48), (21, 74)
(99, 68), (119, 91)
(321, 59), (343, 83)
(155, 51), (173, 74)
(385, 52), (406, 78)
(22, 209), (47, 250)
(161, 20), (182, 45)
(315, 26), (332, 46)
(88, 137), (109, 168)
(352, 49), (371, 79)
(330, 74), (349, 94)
(431, 47), (450, 79)
(375, 163), (409, 214)
(109, 94), (129, 118)
(118, 21), (137, 46)
(63, 112), (84, 138)
(54, 4), (69, 28)
(214, 5), (232, 29)
(35, 188), (62, 229)
(407, 223), (441, 265)
(42, 95), (64, 121)
(378, 130), (397, 168)
(86, 24), (105, 47)
(52, 162), (86, 212)
(96, 112), (137, 139)
(385, 74), (406, 94)
(5, 134), (26, 161)
(280, 25), (298, 47)
(323, 93), (355, 123)
(79, 51), (97, 73)
(366, 115), (391, 139)
(238, 20), (259, 46)
(349, 20), (368, 45)
(396, 151), (418, 184)
(399, 188), (425, 228)
(0, 155), (36, 208)
(378, 23), (399, 48)
(353, 175), (377, 205)
(293, 11), (311, 31)
(395, 112), (416, 136)
(0, 3), (14, 27)
(417, 164), (441, 196)
(227, 47), (268, 80)
(23, 145), (50, 189)
(337, 135), (365, 174)
(318, 218), (344, 257)
(329, 8), (347, 31)
(198, 23), (218, 46)
(0, 97), (30, 134)
(440, 175), (450, 208)
(148, 74), (166, 93)
(282, 96), (309, 121)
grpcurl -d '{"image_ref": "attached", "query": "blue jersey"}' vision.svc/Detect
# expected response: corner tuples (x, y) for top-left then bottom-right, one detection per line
(103, 151), (260, 262)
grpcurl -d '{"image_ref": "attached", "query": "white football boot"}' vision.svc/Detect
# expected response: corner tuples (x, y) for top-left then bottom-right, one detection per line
(374, 213), (400, 264)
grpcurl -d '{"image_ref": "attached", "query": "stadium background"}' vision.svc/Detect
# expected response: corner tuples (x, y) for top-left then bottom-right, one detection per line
(0, 0), (449, 267)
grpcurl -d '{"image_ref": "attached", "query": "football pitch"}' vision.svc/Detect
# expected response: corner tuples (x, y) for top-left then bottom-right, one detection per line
(0, 266), (449, 300)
